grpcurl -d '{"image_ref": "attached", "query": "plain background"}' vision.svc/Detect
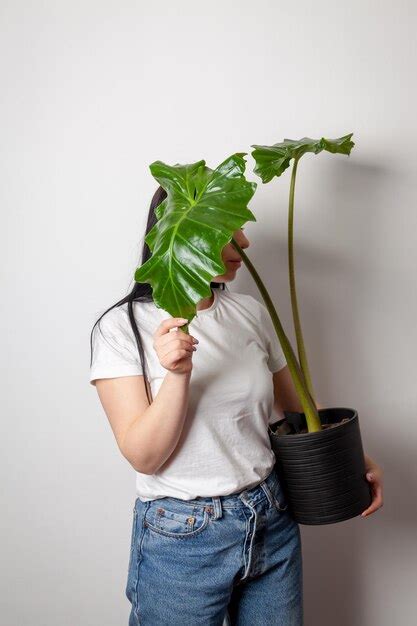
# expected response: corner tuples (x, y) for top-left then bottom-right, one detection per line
(2, 1), (416, 624)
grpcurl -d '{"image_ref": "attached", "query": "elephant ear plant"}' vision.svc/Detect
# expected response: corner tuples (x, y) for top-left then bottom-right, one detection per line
(247, 134), (372, 525)
(136, 153), (320, 434)
(134, 144), (372, 526)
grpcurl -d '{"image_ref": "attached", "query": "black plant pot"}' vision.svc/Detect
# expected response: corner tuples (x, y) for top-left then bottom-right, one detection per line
(269, 407), (372, 525)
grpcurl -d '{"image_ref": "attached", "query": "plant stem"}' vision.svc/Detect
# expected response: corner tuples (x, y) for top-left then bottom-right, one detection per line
(288, 157), (317, 404)
(231, 239), (321, 432)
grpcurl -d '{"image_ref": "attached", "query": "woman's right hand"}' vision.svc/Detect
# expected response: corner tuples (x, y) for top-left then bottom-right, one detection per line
(152, 318), (199, 375)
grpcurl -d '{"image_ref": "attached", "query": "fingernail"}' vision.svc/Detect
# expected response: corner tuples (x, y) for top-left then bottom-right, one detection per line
(178, 318), (188, 323)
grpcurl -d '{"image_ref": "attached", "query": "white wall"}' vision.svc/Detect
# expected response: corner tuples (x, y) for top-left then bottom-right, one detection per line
(2, 1), (416, 624)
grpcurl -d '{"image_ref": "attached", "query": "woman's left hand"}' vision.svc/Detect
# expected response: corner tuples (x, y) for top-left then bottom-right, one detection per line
(361, 454), (384, 517)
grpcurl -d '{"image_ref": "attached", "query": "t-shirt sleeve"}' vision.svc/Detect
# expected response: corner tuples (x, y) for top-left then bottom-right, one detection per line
(256, 299), (287, 373)
(89, 307), (143, 386)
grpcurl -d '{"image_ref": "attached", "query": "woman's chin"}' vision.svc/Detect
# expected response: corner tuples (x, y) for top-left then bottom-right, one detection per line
(212, 271), (236, 282)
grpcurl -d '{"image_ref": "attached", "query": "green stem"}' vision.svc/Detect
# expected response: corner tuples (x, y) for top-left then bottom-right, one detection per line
(231, 239), (321, 432)
(288, 158), (317, 403)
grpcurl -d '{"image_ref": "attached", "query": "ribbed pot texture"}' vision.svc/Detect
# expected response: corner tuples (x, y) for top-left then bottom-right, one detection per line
(269, 408), (372, 525)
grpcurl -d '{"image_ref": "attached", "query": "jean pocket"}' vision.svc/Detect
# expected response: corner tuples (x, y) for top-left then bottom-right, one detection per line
(144, 499), (210, 539)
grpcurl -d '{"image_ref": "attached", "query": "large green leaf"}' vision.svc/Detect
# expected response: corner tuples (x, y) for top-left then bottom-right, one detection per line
(251, 134), (355, 183)
(134, 153), (257, 322)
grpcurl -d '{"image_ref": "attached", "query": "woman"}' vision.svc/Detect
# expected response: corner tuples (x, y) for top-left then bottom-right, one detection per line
(89, 186), (383, 626)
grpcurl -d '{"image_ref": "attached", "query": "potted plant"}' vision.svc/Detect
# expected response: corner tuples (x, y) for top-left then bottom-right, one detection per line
(134, 148), (372, 526)
(245, 134), (372, 524)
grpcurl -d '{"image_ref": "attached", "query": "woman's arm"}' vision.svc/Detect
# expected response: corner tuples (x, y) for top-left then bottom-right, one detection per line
(272, 365), (384, 517)
(96, 370), (192, 474)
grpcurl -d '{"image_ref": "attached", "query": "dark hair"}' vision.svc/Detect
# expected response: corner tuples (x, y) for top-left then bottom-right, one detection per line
(89, 185), (226, 404)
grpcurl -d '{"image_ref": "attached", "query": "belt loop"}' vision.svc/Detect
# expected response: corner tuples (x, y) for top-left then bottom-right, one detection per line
(209, 496), (223, 520)
(260, 480), (274, 508)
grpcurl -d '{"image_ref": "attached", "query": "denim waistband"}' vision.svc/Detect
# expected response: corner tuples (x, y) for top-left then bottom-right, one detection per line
(148, 466), (281, 513)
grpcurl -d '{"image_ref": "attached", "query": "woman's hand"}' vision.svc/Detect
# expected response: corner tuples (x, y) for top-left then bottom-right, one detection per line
(361, 454), (384, 518)
(153, 317), (199, 375)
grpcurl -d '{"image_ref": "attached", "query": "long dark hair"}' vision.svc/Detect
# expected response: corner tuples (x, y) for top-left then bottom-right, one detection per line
(89, 185), (226, 404)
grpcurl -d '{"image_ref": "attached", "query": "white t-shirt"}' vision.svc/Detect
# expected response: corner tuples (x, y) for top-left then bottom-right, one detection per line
(89, 286), (287, 501)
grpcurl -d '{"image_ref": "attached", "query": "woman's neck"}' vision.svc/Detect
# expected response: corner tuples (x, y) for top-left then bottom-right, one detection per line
(196, 289), (214, 311)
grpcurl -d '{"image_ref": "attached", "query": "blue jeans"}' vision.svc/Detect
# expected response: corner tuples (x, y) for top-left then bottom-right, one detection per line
(125, 466), (303, 625)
